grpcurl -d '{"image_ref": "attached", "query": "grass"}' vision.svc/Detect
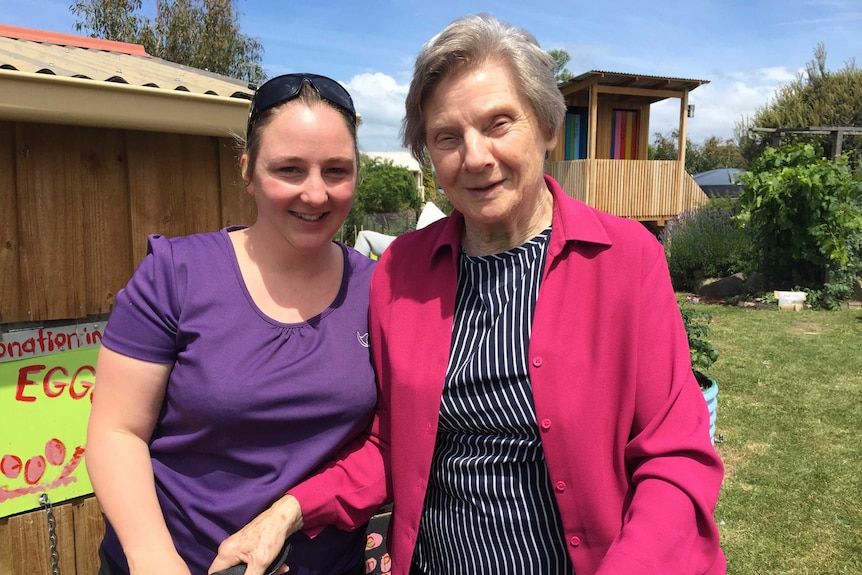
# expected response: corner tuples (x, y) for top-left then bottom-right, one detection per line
(698, 300), (862, 574)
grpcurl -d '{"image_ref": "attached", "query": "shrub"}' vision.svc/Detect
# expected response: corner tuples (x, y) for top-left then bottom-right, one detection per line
(738, 142), (862, 309)
(660, 199), (757, 292)
(679, 304), (720, 389)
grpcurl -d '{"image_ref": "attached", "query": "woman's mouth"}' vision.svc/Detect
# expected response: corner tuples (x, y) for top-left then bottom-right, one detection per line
(291, 211), (326, 222)
(469, 181), (502, 193)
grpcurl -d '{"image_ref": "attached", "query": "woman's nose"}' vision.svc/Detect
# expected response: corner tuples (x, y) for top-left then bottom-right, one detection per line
(463, 131), (493, 172)
(300, 172), (328, 205)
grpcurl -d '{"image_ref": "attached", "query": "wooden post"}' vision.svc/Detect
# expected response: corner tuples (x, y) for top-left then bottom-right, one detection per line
(586, 83), (599, 206)
(676, 89), (689, 213)
(831, 128), (844, 160)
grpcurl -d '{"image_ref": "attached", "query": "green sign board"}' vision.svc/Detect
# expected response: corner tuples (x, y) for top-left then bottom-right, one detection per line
(1, 323), (102, 518)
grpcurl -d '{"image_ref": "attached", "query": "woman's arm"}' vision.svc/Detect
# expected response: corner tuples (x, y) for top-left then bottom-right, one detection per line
(86, 346), (188, 575)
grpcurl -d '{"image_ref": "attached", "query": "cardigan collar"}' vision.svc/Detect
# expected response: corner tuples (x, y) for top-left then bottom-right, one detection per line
(425, 175), (613, 269)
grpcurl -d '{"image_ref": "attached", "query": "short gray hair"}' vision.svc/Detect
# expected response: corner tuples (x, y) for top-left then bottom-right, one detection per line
(401, 13), (566, 164)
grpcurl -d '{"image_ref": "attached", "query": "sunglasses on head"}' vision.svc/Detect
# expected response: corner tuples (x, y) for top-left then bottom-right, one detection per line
(246, 73), (356, 136)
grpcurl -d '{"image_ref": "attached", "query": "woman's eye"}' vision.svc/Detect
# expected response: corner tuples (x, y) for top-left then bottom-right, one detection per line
(434, 133), (459, 150)
(324, 167), (353, 180)
(489, 118), (510, 133)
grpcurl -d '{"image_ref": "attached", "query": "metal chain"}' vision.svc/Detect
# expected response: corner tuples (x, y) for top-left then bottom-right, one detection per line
(39, 493), (61, 575)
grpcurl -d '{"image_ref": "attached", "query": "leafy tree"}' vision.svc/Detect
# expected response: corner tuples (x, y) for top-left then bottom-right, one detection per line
(735, 43), (862, 165)
(548, 48), (574, 83)
(355, 155), (420, 214)
(71, 0), (265, 83)
(738, 142), (862, 307)
(649, 130), (747, 172)
(649, 130), (679, 161)
(341, 155), (421, 243)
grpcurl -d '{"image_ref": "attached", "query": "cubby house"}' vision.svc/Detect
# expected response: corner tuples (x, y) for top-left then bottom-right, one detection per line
(546, 70), (710, 229)
(0, 24), (254, 575)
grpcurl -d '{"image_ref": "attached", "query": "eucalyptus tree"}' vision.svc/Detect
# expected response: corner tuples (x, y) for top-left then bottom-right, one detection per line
(71, 0), (266, 83)
(548, 48), (574, 84)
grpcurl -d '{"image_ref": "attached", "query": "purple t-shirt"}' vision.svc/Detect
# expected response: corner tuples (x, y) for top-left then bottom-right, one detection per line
(98, 228), (377, 575)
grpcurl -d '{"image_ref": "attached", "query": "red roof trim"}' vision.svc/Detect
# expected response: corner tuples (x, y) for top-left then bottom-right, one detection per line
(0, 24), (152, 58)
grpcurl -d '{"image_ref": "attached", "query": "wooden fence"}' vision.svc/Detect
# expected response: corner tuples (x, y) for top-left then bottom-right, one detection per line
(545, 159), (708, 225)
(0, 496), (102, 575)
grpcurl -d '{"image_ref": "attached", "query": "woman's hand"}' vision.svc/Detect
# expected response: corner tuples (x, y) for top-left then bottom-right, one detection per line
(208, 495), (304, 575)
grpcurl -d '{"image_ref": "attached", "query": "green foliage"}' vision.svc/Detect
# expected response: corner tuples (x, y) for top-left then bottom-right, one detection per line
(355, 155), (421, 213)
(421, 164), (453, 215)
(548, 48), (573, 83)
(71, 0), (266, 83)
(736, 43), (862, 165)
(649, 130), (748, 172)
(341, 155), (421, 243)
(660, 200), (757, 291)
(738, 142), (862, 308)
(679, 304), (719, 385)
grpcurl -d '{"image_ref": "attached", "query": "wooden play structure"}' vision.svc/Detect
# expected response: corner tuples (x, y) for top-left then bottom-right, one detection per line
(546, 70), (710, 228)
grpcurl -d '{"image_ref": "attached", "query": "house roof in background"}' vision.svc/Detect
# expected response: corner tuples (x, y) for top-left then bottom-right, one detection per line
(0, 24), (254, 137)
(693, 168), (746, 198)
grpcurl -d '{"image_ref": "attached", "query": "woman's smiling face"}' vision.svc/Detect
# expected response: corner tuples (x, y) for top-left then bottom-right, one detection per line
(243, 100), (357, 254)
(424, 58), (557, 247)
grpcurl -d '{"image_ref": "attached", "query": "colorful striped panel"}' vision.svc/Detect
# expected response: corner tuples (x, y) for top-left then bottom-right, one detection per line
(564, 111), (588, 160)
(611, 109), (639, 159)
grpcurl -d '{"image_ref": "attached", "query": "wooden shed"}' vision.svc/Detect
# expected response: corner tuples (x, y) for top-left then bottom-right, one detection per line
(546, 70), (710, 228)
(0, 24), (255, 575)
(0, 24), (257, 326)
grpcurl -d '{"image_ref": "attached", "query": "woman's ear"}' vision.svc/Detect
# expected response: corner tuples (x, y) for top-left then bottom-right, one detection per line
(240, 154), (252, 193)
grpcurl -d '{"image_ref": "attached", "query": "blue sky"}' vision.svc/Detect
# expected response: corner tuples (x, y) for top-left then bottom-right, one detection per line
(3, 0), (860, 152)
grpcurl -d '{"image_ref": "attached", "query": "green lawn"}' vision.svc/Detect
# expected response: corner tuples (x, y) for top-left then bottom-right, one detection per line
(700, 302), (862, 574)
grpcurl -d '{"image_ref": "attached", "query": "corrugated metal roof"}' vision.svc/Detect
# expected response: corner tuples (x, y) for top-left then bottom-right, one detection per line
(0, 24), (254, 99)
(0, 24), (254, 136)
(561, 70), (708, 93)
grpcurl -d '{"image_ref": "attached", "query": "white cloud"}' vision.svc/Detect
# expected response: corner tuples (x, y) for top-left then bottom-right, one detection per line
(346, 66), (808, 152)
(650, 67), (800, 143)
(346, 72), (409, 152)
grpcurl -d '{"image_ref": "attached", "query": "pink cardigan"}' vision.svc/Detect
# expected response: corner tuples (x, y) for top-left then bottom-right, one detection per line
(292, 176), (726, 574)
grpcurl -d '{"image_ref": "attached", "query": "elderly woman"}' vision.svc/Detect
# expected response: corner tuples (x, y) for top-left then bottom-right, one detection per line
(366, 13), (726, 575)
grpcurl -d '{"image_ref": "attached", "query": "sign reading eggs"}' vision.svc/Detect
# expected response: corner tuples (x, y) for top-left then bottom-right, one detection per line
(1, 322), (103, 517)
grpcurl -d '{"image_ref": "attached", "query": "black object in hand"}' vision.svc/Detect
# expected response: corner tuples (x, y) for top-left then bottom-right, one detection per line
(211, 542), (292, 575)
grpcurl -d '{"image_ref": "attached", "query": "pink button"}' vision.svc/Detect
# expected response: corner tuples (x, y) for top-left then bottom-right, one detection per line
(570, 536), (581, 547)
(532, 356), (543, 367)
(555, 481), (566, 493)
(540, 418), (552, 430)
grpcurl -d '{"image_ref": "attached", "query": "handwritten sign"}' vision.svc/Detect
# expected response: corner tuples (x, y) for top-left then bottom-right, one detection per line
(1, 322), (103, 518)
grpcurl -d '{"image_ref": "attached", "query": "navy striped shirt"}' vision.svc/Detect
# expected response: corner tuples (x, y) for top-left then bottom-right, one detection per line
(413, 227), (574, 575)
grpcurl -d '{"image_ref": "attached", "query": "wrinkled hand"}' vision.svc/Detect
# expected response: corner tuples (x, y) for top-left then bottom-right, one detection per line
(208, 495), (304, 575)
